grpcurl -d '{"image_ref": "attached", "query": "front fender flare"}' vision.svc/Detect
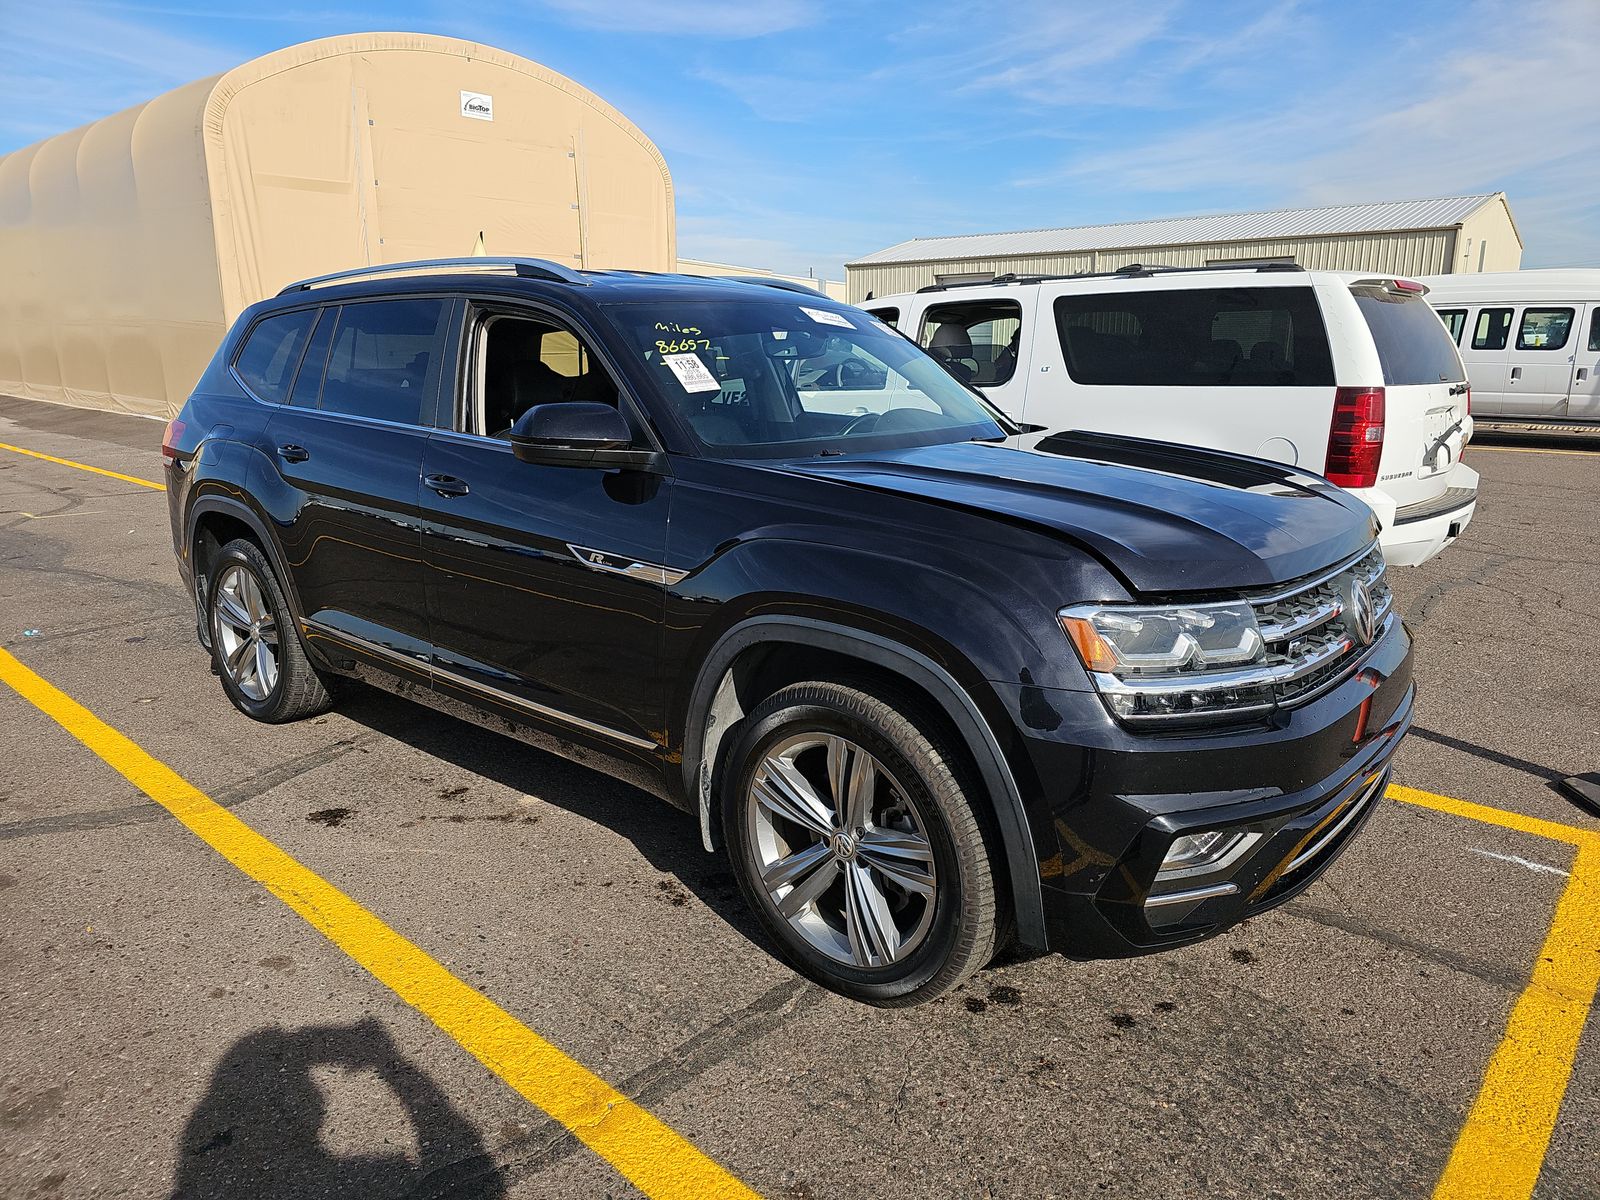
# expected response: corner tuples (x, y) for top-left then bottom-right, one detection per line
(684, 615), (1047, 950)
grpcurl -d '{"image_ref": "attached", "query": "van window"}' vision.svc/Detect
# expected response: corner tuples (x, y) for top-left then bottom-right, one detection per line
(320, 299), (449, 424)
(1516, 308), (1574, 351)
(1052, 287), (1333, 387)
(866, 307), (900, 329)
(234, 309), (316, 404)
(1471, 308), (1513, 351)
(1590, 309), (1600, 353)
(919, 301), (1022, 386)
(1436, 308), (1467, 343)
(1351, 287), (1467, 385)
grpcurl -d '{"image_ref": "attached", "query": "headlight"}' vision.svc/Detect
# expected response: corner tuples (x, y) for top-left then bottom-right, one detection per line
(1060, 600), (1273, 723)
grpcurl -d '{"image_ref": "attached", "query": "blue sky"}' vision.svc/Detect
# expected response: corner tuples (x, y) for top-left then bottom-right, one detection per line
(4, 0), (1596, 278)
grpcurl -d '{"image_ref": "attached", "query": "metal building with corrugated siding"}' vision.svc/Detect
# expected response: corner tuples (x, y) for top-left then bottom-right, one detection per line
(846, 194), (1522, 303)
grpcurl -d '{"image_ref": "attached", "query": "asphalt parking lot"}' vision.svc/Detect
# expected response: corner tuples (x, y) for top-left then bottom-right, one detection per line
(2, 393), (1597, 1200)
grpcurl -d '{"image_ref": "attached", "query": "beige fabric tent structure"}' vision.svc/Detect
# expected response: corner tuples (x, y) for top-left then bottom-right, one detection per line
(0, 33), (675, 418)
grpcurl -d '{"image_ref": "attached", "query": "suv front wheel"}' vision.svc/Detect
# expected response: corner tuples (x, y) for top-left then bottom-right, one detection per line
(208, 538), (333, 723)
(723, 681), (1001, 1006)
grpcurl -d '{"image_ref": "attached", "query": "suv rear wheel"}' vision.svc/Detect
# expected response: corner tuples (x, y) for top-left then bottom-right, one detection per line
(208, 538), (333, 723)
(723, 681), (1000, 1006)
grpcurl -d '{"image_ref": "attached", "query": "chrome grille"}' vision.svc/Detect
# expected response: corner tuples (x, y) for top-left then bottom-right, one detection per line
(1247, 544), (1391, 707)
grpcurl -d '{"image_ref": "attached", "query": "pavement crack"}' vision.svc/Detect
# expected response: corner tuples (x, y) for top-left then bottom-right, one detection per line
(1285, 901), (1524, 992)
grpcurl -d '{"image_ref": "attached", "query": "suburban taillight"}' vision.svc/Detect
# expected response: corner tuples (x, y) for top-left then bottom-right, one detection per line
(161, 418), (186, 462)
(1392, 278), (1424, 293)
(1463, 386), (1471, 417)
(1325, 387), (1385, 489)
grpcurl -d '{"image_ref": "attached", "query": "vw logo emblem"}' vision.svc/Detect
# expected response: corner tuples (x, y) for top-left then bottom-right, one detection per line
(1348, 577), (1377, 646)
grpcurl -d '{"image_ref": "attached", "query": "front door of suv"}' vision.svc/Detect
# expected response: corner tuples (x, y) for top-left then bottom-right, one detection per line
(262, 296), (453, 670)
(418, 303), (671, 758)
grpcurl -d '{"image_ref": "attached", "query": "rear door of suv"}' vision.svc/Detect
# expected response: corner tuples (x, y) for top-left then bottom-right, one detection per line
(1028, 277), (1337, 466)
(258, 294), (454, 668)
(1340, 279), (1471, 511)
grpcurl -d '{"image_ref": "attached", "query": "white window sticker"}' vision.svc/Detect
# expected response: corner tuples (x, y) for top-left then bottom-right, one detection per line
(801, 306), (853, 329)
(460, 91), (494, 121)
(662, 353), (720, 393)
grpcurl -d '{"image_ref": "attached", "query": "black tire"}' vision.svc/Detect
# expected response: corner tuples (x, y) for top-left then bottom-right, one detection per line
(722, 680), (1001, 1006)
(207, 538), (333, 723)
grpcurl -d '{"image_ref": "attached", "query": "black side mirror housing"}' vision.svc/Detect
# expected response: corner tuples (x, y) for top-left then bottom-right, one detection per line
(508, 403), (660, 470)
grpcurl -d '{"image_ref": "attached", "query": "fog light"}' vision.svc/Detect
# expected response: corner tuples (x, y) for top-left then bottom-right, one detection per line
(1157, 828), (1261, 881)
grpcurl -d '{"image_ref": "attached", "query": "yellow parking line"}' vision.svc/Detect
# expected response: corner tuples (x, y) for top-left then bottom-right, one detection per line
(0, 440), (166, 490)
(1385, 783), (1600, 1199)
(1388, 782), (1599, 849)
(1433, 844), (1600, 1200)
(0, 647), (758, 1200)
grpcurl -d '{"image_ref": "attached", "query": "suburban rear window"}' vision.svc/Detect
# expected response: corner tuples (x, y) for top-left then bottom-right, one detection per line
(1352, 288), (1467, 385)
(233, 308), (316, 404)
(1052, 286), (1334, 387)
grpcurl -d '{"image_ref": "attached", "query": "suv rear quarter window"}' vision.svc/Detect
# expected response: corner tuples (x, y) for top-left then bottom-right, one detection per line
(919, 300), (1022, 386)
(319, 298), (450, 424)
(1052, 286), (1334, 386)
(234, 308), (316, 404)
(1351, 287), (1467, 384)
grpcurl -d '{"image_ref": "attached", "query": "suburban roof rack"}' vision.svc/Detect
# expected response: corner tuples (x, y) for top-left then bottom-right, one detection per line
(278, 256), (589, 295)
(913, 261), (1305, 293)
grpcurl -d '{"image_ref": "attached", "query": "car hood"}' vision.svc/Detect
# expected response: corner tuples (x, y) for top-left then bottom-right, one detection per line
(784, 431), (1378, 595)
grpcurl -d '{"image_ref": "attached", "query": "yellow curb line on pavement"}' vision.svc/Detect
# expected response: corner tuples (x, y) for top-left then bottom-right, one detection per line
(0, 647), (758, 1200)
(1388, 783), (1600, 1200)
(0, 440), (166, 490)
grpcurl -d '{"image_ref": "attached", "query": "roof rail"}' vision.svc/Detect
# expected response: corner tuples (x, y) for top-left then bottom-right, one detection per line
(278, 257), (589, 295)
(718, 275), (830, 297)
(912, 261), (1305, 293)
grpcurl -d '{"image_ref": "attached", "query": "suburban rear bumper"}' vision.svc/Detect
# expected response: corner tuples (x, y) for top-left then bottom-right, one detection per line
(1363, 464), (1479, 567)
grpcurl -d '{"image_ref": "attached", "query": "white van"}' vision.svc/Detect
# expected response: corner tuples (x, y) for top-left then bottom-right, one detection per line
(1417, 269), (1600, 427)
(865, 265), (1477, 566)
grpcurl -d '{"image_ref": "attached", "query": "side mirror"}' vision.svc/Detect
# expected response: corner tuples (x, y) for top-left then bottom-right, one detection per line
(508, 403), (660, 470)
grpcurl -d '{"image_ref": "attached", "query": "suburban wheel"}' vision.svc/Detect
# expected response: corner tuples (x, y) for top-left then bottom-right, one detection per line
(723, 681), (1001, 1006)
(208, 538), (333, 723)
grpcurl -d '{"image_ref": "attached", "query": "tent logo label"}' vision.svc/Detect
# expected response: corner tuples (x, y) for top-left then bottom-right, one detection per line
(459, 91), (494, 122)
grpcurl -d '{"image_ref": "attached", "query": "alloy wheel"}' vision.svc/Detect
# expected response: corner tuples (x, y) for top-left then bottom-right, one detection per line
(746, 733), (937, 968)
(213, 563), (280, 702)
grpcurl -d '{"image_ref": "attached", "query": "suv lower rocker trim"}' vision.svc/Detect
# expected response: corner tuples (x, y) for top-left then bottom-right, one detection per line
(301, 618), (658, 751)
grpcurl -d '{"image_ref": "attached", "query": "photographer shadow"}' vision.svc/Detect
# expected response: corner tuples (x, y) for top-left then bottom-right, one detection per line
(172, 1017), (505, 1199)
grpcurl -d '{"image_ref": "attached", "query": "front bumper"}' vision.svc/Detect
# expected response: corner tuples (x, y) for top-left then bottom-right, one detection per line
(992, 614), (1414, 958)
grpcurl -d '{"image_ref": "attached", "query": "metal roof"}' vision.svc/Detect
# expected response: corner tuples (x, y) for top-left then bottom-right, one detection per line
(849, 194), (1509, 267)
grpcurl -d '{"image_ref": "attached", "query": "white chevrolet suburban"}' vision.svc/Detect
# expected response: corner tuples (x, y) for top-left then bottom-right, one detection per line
(865, 265), (1477, 566)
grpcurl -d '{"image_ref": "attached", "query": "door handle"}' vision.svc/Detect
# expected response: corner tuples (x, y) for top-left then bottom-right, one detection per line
(276, 444), (309, 463)
(1510, 367), (1522, 381)
(425, 473), (470, 498)
(1579, 368), (1591, 381)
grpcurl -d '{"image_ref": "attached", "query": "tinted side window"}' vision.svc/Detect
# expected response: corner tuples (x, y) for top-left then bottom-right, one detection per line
(1471, 308), (1513, 351)
(1053, 286), (1334, 387)
(320, 299), (449, 424)
(234, 309), (316, 404)
(866, 307), (900, 328)
(289, 308), (335, 407)
(1516, 307), (1574, 350)
(919, 300), (1022, 386)
(1590, 309), (1600, 353)
(1436, 308), (1467, 343)
(1351, 288), (1467, 385)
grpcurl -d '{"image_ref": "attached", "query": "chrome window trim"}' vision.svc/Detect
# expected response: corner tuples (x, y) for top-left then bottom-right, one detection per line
(302, 618), (658, 751)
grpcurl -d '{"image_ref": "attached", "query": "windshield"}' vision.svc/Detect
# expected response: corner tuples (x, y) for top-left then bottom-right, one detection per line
(600, 299), (1007, 455)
